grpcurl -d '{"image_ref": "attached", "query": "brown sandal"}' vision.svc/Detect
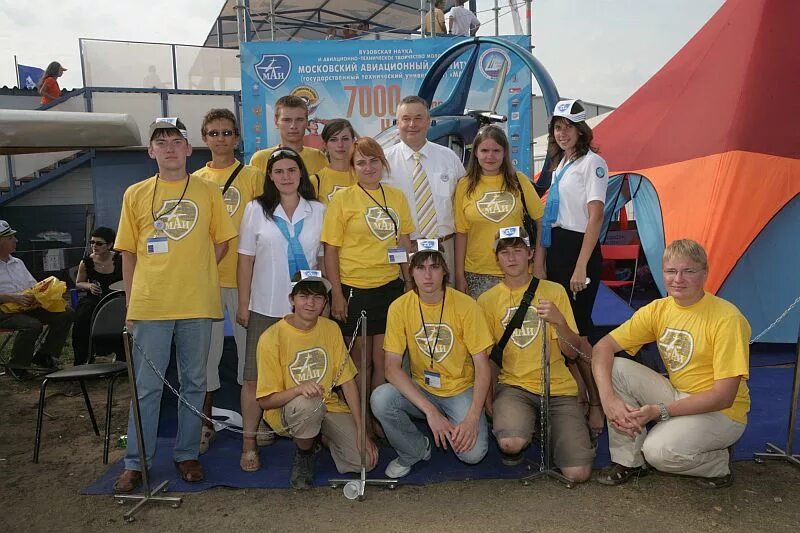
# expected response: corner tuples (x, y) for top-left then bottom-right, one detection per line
(597, 462), (648, 485)
(114, 469), (142, 493)
(174, 459), (204, 482)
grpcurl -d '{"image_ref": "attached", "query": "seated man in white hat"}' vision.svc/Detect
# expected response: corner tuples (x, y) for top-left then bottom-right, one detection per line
(0, 220), (74, 380)
(593, 239), (750, 488)
(256, 271), (378, 490)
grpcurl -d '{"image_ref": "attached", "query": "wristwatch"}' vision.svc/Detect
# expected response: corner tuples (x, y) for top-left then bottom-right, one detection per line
(657, 402), (670, 422)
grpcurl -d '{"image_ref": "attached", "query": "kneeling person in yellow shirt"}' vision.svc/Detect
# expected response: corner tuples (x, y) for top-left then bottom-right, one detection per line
(477, 227), (595, 482)
(372, 242), (493, 478)
(592, 239), (750, 489)
(256, 271), (378, 490)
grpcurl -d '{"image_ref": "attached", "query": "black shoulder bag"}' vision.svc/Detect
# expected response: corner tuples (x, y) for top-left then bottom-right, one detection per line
(518, 175), (538, 246)
(489, 276), (540, 368)
(222, 162), (245, 194)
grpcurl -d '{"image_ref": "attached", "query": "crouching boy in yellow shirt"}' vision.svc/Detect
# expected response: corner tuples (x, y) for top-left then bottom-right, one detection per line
(256, 271), (378, 489)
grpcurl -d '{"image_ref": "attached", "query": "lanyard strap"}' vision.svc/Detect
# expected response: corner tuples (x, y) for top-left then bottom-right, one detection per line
(151, 173), (191, 224)
(358, 183), (399, 240)
(418, 289), (446, 368)
(540, 159), (575, 248)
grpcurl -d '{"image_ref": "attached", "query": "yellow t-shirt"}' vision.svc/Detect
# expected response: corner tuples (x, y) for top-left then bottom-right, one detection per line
(610, 292), (751, 424)
(250, 145), (328, 176)
(384, 287), (493, 397)
(478, 279), (579, 396)
(312, 166), (356, 206)
(321, 184), (415, 289)
(116, 175), (237, 320)
(454, 172), (544, 276)
(255, 316), (357, 435)
(193, 161), (264, 288)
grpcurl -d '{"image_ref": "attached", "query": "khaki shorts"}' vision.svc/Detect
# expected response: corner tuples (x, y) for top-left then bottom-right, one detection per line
(243, 312), (281, 382)
(492, 384), (595, 468)
(281, 396), (370, 474)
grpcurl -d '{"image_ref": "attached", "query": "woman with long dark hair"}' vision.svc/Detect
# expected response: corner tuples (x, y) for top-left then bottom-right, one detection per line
(236, 148), (325, 472)
(72, 226), (123, 365)
(454, 125), (544, 299)
(538, 99), (609, 438)
(37, 61), (66, 105)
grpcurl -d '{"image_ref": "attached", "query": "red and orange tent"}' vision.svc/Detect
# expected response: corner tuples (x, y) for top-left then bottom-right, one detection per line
(593, 0), (800, 342)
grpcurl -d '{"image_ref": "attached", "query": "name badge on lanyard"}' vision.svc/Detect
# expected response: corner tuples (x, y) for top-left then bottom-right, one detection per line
(388, 246), (408, 264)
(147, 236), (169, 254)
(424, 369), (442, 389)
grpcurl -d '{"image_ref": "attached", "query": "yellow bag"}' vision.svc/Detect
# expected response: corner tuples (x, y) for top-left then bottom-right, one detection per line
(0, 276), (67, 313)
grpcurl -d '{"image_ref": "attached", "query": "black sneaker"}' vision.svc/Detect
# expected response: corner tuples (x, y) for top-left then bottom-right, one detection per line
(32, 352), (59, 370)
(501, 451), (525, 466)
(5, 366), (33, 382)
(290, 447), (317, 490)
(694, 472), (733, 489)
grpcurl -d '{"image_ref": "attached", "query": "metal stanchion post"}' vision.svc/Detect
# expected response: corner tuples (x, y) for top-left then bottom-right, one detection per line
(520, 323), (575, 488)
(754, 332), (800, 467)
(329, 311), (398, 498)
(114, 329), (182, 522)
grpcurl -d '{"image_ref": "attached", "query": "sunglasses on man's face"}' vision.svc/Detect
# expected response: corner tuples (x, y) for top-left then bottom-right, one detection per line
(89, 240), (107, 246)
(205, 129), (236, 138)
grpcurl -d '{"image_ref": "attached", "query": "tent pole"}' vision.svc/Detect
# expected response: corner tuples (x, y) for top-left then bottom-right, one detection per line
(754, 326), (800, 467)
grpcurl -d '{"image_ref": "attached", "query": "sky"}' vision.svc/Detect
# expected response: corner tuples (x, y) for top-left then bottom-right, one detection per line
(0, 0), (726, 107)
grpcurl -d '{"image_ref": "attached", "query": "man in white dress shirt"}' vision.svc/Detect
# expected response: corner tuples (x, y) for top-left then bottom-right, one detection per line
(0, 220), (74, 380)
(383, 96), (466, 274)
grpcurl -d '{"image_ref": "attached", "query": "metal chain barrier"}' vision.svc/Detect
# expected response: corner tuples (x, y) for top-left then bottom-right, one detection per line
(131, 313), (364, 438)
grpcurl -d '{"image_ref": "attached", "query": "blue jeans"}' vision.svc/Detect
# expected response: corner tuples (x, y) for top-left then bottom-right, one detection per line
(371, 382), (489, 466)
(124, 319), (211, 471)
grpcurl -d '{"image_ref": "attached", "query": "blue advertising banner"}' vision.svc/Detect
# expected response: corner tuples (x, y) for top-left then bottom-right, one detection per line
(240, 35), (533, 174)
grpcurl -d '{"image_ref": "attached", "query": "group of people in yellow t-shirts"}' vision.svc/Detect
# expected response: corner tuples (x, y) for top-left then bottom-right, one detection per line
(112, 94), (751, 494)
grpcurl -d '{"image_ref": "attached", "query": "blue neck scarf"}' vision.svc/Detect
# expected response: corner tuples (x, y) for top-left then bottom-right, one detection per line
(540, 159), (575, 248)
(273, 215), (309, 278)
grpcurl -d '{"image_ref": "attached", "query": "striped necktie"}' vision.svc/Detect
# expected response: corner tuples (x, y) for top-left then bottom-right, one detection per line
(412, 151), (437, 238)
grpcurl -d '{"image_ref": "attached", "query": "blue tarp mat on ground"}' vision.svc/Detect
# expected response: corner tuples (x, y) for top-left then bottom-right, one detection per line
(83, 362), (798, 495)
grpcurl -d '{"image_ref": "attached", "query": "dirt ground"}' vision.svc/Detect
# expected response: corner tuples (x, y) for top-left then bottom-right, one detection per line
(1, 372), (799, 533)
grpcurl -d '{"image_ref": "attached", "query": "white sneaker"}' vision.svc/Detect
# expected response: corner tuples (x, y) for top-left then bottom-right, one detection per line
(385, 437), (431, 479)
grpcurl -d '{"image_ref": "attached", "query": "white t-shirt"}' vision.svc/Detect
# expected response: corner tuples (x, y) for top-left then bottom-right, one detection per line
(445, 6), (479, 36)
(383, 140), (465, 239)
(238, 197), (325, 317)
(553, 150), (609, 233)
(0, 256), (36, 295)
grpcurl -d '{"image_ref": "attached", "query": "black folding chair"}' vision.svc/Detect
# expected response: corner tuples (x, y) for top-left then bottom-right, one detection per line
(33, 291), (128, 464)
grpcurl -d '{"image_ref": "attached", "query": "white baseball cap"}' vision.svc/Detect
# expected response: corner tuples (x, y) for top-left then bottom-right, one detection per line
(493, 226), (530, 251)
(290, 270), (332, 293)
(552, 99), (586, 123)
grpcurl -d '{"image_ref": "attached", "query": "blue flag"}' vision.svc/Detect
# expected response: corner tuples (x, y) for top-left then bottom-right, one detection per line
(17, 64), (44, 90)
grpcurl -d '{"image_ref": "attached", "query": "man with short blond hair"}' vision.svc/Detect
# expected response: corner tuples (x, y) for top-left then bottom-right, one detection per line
(593, 239), (750, 489)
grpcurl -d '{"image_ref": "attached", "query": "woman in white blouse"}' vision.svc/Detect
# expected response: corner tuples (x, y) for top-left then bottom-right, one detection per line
(236, 148), (325, 472)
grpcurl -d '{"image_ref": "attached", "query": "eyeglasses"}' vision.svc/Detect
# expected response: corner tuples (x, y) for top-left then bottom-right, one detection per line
(663, 268), (704, 278)
(89, 240), (107, 246)
(205, 129), (236, 138)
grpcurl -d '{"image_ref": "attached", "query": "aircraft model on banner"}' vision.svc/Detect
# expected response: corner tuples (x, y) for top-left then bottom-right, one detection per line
(376, 36), (560, 179)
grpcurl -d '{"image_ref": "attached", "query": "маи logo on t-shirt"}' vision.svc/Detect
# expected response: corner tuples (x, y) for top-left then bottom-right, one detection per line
(365, 206), (399, 241)
(414, 323), (454, 363)
(221, 185), (241, 217)
(476, 191), (516, 223)
(156, 199), (198, 240)
(501, 306), (542, 348)
(289, 347), (328, 384)
(658, 328), (694, 372)
(327, 185), (346, 203)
